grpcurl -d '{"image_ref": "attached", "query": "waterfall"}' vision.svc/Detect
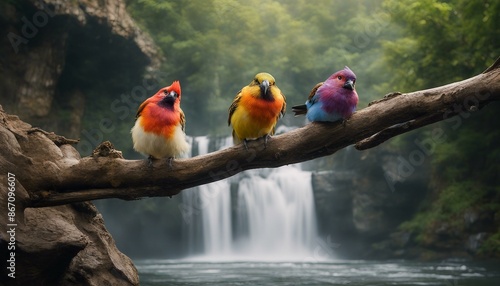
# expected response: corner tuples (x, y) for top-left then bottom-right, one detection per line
(182, 136), (318, 260)
(235, 167), (317, 258)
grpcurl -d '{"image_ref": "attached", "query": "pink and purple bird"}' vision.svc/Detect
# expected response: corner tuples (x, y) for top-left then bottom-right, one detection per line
(292, 67), (359, 122)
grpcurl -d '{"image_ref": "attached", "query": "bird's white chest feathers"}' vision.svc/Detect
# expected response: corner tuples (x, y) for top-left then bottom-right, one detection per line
(131, 121), (189, 159)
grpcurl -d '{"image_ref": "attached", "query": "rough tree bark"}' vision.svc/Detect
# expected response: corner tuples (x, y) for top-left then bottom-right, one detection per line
(7, 57), (500, 208)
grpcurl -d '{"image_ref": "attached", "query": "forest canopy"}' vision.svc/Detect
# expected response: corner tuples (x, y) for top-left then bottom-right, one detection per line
(115, 0), (394, 140)
(116, 0), (498, 136)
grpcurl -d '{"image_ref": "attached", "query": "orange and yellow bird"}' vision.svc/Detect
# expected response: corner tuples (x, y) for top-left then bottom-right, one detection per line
(228, 72), (286, 147)
(131, 80), (189, 165)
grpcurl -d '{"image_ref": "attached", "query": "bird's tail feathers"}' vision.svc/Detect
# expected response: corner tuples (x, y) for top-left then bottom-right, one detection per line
(291, 104), (307, 117)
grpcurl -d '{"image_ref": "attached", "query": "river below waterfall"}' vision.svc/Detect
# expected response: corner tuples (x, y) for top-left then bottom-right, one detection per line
(135, 259), (500, 286)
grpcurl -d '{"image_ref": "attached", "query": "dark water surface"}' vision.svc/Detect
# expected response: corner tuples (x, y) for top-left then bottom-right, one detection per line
(135, 258), (500, 285)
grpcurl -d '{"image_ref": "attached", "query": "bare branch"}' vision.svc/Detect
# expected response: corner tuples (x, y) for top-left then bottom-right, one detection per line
(356, 111), (450, 150)
(482, 55), (500, 73)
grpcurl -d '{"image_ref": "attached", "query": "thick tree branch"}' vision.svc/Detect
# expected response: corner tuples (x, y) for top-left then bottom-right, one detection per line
(18, 58), (500, 207)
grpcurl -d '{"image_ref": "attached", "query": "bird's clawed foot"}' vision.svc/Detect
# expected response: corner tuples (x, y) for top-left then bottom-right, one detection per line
(263, 134), (271, 148)
(167, 157), (174, 169)
(341, 119), (348, 127)
(243, 139), (249, 150)
(147, 155), (155, 167)
(147, 156), (174, 168)
(241, 135), (271, 150)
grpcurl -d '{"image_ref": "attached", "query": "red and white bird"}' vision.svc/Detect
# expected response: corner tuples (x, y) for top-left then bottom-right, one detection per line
(131, 80), (189, 165)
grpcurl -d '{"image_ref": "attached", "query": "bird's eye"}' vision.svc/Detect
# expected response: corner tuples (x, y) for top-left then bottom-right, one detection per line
(337, 76), (342, 80)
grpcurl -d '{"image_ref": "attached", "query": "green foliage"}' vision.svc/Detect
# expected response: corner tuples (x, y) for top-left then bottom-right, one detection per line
(381, 0), (499, 92)
(124, 0), (393, 135)
(480, 231), (500, 257)
(383, 0), (500, 255)
(400, 108), (500, 248)
(399, 181), (497, 244)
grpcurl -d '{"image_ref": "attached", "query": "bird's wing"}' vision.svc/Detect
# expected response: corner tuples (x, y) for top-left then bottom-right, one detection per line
(307, 82), (324, 105)
(228, 90), (243, 126)
(279, 91), (286, 118)
(180, 110), (186, 132)
(271, 90), (286, 135)
(135, 98), (151, 119)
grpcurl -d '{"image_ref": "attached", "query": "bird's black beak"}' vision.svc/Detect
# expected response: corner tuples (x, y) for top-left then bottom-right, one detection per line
(343, 79), (354, 90)
(167, 91), (178, 99)
(260, 80), (270, 95)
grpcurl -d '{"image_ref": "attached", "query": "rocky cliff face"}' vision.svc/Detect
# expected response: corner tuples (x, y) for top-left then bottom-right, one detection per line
(0, 0), (161, 138)
(311, 147), (430, 258)
(311, 144), (499, 260)
(0, 0), (162, 284)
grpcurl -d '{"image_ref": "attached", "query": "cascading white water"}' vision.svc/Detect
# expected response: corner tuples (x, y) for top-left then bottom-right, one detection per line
(235, 167), (317, 259)
(182, 136), (318, 260)
(182, 136), (234, 255)
(198, 180), (232, 255)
